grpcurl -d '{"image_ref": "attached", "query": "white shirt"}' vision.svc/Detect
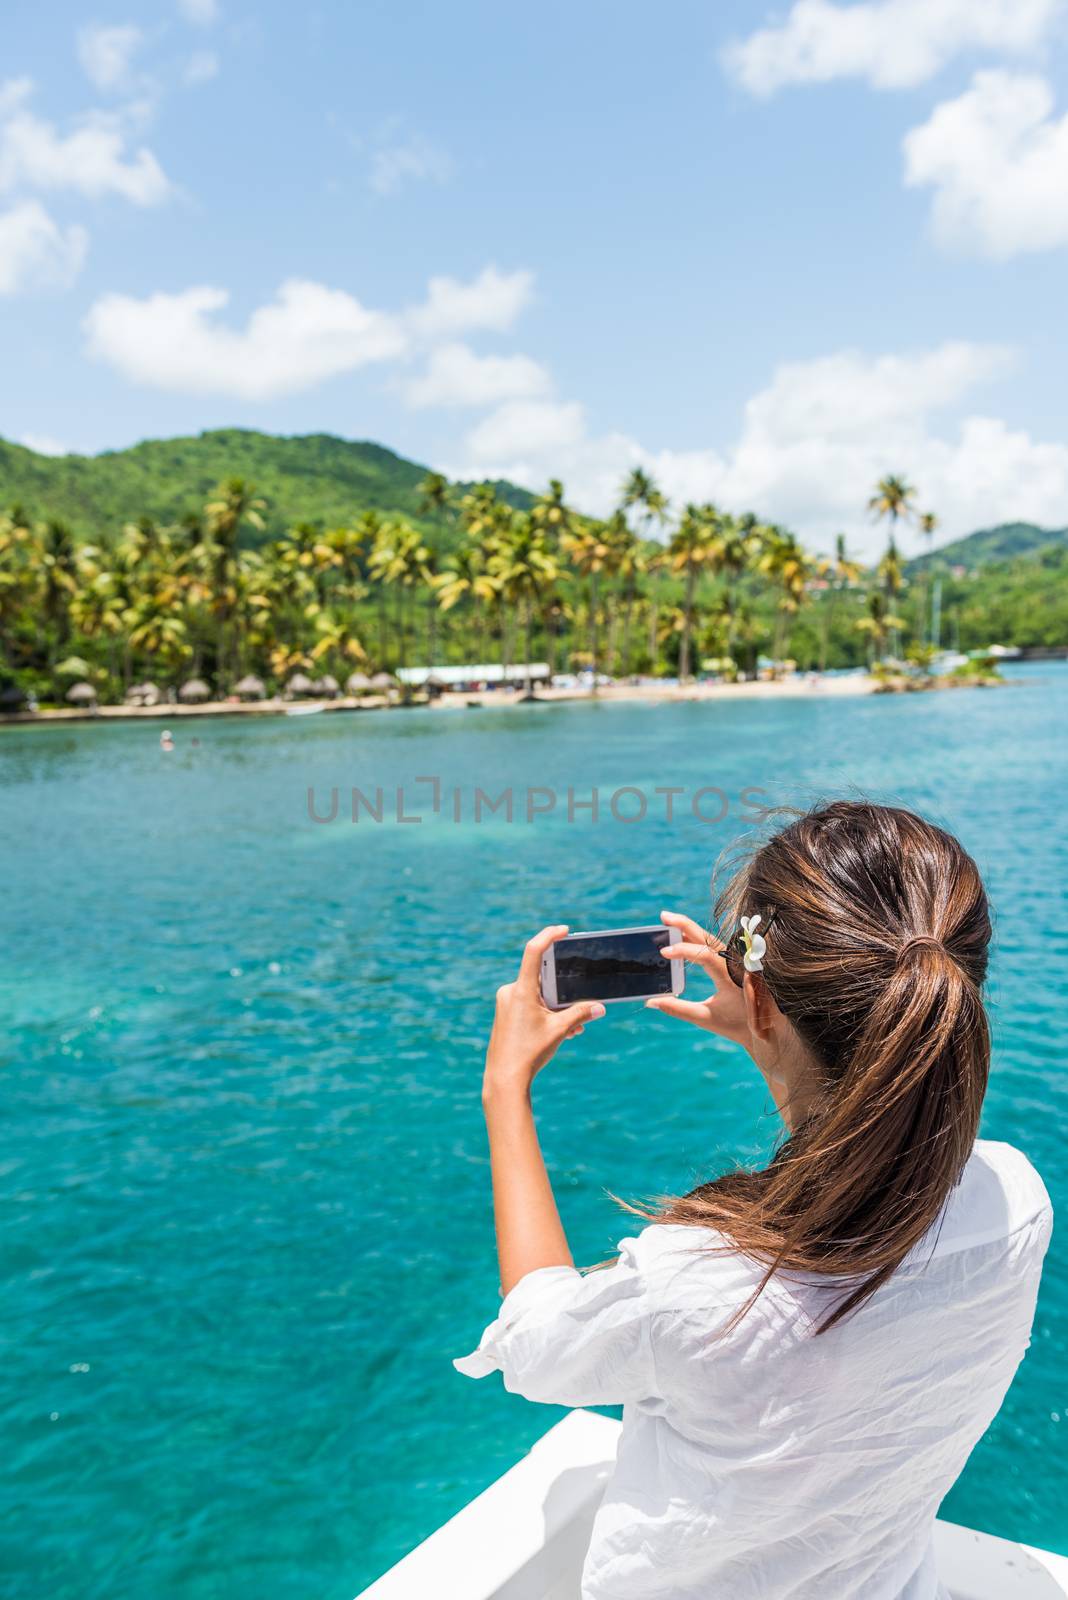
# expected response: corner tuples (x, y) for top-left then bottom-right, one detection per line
(456, 1140), (1052, 1600)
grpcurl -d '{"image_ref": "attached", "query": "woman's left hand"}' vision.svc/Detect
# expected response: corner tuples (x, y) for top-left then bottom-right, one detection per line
(484, 925), (606, 1102)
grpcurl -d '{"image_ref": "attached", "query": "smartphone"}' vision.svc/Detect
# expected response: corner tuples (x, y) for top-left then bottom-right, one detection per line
(540, 924), (685, 1010)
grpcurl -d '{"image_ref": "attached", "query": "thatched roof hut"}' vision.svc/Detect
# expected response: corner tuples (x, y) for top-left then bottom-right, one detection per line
(286, 672), (316, 698)
(125, 681), (161, 707)
(314, 674), (340, 699)
(178, 678), (211, 703)
(66, 681), (98, 706)
(234, 674), (266, 701)
(345, 671), (373, 694)
(370, 671), (396, 690)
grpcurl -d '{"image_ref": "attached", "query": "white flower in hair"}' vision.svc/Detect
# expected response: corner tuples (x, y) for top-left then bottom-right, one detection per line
(740, 913), (766, 972)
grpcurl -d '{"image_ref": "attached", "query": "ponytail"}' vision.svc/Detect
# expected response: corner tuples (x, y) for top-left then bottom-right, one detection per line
(648, 802), (992, 1333)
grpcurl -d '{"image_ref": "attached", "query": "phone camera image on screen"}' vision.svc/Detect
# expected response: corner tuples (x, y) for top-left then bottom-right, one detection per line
(554, 928), (673, 1004)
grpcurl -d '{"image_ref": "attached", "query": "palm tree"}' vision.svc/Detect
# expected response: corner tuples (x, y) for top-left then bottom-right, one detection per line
(916, 510), (939, 646)
(868, 474), (916, 660)
(699, 593), (735, 674)
(458, 487), (516, 669)
(204, 478), (266, 687)
(713, 512), (758, 669)
(457, 483), (504, 543)
(643, 547), (667, 674)
(877, 538), (907, 661)
(0, 505), (36, 666)
(325, 522), (369, 609)
(531, 478), (572, 545)
(729, 600), (769, 680)
(127, 601), (190, 678)
(367, 520), (435, 669)
(622, 468), (669, 671)
(338, 510), (387, 664)
(656, 604), (688, 669)
(279, 520), (340, 607)
(308, 610), (368, 676)
(540, 580), (572, 678)
(38, 519), (81, 677)
(668, 504), (718, 681)
(435, 546), (498, 664)
(418, 541), (441, 667)
(489, 514), (560, 694)
(606, 511), (646, 678)
(563, 519), (614, 693)
(757, 525), (812, 670)
(868, 474), (917, 535)
(71, 565), (126, 685)
(855, 590), (906, 667)
(819, 533), (864, 672)
(621, 468), (668, 538)
(418, 471), (451, 520)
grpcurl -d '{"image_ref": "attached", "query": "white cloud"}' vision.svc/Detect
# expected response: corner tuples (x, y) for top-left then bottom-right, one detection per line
(0, 200), (87, 294)
(403, 343), (551, 408)
(408, 265), (534, 339)
(0, 90), (170, 205)
(184, 50), (220, 86)
(369, 133), (452, 196)
(77, 24), (145, 93)
(466, 399), (589, 462)
(904, 71), (1068, 257)
(723, 0), (1062, 95)
(178, 0), (218, 22)
(83, 265), (540, 400)
(455, 342), (1068, 556)
(84, 280), (409, 400)
(0, 79), (33, 119)
(20, 431), (70, 455)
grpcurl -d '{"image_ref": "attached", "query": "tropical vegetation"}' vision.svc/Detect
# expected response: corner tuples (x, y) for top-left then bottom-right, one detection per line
(0, 438), (1064, 707)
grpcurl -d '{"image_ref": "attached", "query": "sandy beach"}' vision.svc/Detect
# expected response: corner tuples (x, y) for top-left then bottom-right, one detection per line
(0, 674), (880, 726)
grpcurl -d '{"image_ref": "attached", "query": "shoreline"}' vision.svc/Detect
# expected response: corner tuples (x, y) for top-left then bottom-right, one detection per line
(0, 669), (1014, 728)
(0, 671), (1015, 727)
(0, 674), (880, 726)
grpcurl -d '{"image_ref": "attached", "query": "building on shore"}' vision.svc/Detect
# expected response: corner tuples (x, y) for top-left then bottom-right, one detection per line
(396, 663), (551, 692)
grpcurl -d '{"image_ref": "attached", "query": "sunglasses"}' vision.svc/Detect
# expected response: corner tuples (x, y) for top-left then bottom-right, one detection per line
(718, 910), (778, 988)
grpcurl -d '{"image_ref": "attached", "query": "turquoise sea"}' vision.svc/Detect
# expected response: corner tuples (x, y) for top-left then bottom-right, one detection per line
(2, 665), (1066, 1599)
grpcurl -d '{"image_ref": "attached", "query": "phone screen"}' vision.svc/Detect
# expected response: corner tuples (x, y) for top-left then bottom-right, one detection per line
(552, 927), (674, 1003)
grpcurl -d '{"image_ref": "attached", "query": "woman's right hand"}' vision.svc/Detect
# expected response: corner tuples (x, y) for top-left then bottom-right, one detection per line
(646, 910), (753, 1048)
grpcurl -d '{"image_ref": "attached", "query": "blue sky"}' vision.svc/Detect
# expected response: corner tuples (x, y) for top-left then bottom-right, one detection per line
(4, 0), (1068, 555)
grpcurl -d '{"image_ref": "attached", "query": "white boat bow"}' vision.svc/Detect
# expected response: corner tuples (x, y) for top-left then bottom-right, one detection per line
(356, 1410), (1068, 1600)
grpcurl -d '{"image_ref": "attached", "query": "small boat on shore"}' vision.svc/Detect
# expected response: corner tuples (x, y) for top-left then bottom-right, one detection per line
(285, 703), (327, 717)
(356, 1410), (1068, 1600)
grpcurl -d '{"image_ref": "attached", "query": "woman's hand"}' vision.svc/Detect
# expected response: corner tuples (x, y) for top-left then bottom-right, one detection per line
(646, 910), (753, 1048)
(483, 925), (606, 1103)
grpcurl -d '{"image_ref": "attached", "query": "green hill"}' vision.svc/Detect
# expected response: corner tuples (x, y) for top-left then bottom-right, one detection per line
(908, 520), (1067, 573)
(3, 430), (1063, 579)
(0, 428), (530, 542)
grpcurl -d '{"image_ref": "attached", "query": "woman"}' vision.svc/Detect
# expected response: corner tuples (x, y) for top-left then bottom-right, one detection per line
(456, 801), (1052, 1600)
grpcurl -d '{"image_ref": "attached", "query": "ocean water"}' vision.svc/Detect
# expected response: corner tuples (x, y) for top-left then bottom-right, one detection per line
(1, 664), (1066, 1599)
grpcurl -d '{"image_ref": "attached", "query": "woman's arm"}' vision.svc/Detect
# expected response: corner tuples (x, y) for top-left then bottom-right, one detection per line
(482, 1091), (571, 1294)
(482, 925), (606, 1295)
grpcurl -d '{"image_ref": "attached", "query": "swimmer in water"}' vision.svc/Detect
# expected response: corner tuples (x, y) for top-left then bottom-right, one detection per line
(160, 730), (174, 751)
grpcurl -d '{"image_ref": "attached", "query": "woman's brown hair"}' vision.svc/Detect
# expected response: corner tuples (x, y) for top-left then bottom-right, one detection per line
(654, 800), (992, 1333)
